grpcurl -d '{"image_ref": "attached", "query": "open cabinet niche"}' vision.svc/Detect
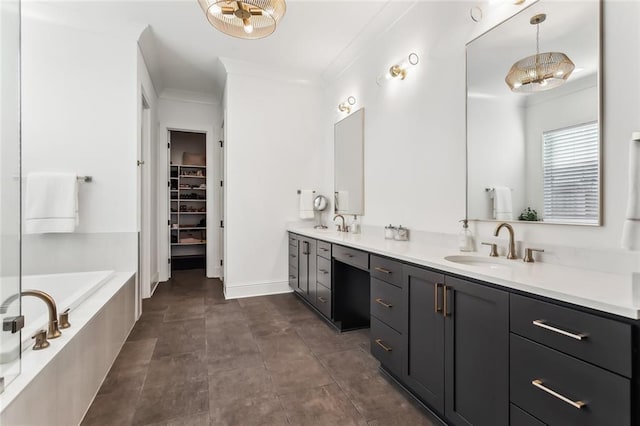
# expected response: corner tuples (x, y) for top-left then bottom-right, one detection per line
(169, 130), (207, 270)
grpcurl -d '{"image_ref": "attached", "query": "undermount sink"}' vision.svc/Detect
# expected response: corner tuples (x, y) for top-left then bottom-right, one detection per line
(444, 255), (519, 270)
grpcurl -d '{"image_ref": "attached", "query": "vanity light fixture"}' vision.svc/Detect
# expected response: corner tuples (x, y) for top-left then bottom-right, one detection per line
(376, 53), (419, 86)
(338, 96), (356, 114)
(505, 13), (575, 92)
(198, 0), (286, 40)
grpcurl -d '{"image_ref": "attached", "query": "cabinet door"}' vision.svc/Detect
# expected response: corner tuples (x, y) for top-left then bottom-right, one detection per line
(403, 265), (446, 415)
(297, 238), (309, 297)
(444, 276), (509, 426)
(298, 237), (316, 303)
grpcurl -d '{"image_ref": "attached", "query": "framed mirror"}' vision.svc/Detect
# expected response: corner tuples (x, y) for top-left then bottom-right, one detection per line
(466, 1), (601, 225)
(335, 108), (364, 215)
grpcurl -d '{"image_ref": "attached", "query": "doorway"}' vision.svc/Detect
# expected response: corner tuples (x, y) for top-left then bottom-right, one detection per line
(169, 130), (208, 272)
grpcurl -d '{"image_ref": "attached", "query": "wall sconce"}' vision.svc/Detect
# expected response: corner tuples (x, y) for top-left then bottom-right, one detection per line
(376, 53), (419, 86)
(338, 96), (356, 114)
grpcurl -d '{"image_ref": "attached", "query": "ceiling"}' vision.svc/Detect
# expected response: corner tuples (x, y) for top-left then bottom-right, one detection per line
(32, 0), (418, 101)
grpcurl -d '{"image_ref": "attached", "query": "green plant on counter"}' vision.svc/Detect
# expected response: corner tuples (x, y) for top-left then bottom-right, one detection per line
(518, 207), (539, 221)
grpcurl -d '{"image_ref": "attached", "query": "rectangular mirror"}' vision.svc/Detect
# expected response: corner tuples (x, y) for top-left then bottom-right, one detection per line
(335, 108), (364, 215)
(466, 1), (601, 225)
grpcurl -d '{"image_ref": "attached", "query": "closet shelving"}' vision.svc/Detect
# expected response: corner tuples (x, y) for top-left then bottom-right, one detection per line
(170, 164), (207, 265)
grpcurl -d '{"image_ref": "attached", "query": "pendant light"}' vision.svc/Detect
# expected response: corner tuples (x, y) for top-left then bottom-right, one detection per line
(198, 0), (286, 40)
(505, 13), (575, 92)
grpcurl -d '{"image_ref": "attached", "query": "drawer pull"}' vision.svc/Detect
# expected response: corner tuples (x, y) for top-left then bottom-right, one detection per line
(289, 275), (296, 279)
(375, 298), (393, 309)
(374, 267), (392, 274)
(318, 269), (329, 275)
(318, 296), (327, 304)
(344, 253), (354, 258)
(531, 379), (586, 409)
(374, 339), (392, 352)
(532, 320), (587, 341)
(320, 247), (329, 252)
(290, 254), (297, 259)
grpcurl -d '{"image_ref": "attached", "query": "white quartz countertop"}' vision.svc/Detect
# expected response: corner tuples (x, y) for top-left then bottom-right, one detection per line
(288, 227), (640, 320)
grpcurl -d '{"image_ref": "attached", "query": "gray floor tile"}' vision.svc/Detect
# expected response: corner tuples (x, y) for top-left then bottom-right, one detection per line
(280, 383), (367, 426)
(133, 379), (209, 425)
(266, 353), (334, 395)
(209, 395), (288, 426)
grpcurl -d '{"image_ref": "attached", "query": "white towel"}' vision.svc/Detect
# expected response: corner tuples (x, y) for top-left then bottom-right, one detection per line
(299, 190), (315, 220)
(25, 172), (78, 234)
(622, 132), (640, 250)
(492, 186), (513, 221)
(335, 190), (350, 213)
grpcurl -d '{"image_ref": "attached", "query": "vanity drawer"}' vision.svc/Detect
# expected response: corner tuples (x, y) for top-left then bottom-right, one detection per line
(288, 245), (298, 270)
(317, 240), (331, 259)
(289, 234), (298, 247)
(370, 278), (404, 333)
(510, 294), (632, 377)
(371, 316), (402, 378)
(316, 256), (331, 288)
(510, 404), (546, 426)
(332, 245), (369, 270)
(370, 255), (403, 288)
(510, 334), (630, 426)
(316, 283), (332, 318)
(289, 267), (298, 289)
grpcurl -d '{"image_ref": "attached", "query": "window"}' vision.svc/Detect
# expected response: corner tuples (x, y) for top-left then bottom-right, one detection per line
(543, 121), (599, 224)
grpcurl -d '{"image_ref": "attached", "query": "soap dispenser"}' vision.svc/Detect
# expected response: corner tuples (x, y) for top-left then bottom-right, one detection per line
(458, 219), (474, 252)
(351, 215), (361, 234)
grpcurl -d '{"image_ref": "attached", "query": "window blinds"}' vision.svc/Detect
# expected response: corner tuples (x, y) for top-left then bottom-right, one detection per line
(543, 121), (599, 224)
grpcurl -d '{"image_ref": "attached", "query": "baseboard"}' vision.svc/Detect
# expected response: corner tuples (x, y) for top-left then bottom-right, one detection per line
(150, 272), (160, 296)
(224, 280), (293, 299)
(208, 266), (222, 279)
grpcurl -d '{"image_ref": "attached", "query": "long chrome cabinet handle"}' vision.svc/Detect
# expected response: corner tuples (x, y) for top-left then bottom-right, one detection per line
(434, 283), (443, 313)
(374, 339), (392, 352)
(531, 379), (586, 409)
(532, 320), (587, 341)
(374, 267), (392, 274)
(375, 298), (393, 308)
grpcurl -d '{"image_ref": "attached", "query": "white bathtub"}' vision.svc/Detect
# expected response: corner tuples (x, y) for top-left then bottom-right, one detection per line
(0, 270), (136, 425)
(19, 271), (114, 352)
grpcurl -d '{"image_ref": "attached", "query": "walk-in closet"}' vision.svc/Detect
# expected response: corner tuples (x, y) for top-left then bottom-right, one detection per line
(169, 130), (207, 270)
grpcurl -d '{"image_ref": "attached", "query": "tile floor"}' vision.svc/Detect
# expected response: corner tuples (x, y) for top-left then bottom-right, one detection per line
(82, 269), (437, 426)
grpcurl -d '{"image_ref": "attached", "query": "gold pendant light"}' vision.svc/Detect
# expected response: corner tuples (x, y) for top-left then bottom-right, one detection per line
(505, 13), (575, 93)
(198, 0), (286, 40)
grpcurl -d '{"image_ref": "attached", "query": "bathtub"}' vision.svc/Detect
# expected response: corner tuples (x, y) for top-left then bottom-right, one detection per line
(17, 271), (114, 354)
(0, 270), (136, 425)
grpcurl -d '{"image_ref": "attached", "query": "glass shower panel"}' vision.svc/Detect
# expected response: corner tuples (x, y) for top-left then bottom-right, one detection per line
(0, 0), (22, 392)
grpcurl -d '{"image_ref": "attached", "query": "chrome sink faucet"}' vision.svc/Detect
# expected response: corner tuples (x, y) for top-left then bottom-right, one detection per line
(333, 214), (348, 232)
(494, 222), (518, 259)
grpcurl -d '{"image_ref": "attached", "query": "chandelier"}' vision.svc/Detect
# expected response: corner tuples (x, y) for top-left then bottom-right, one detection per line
(198, 0), (286, 40)
(505, 13), (575, 93)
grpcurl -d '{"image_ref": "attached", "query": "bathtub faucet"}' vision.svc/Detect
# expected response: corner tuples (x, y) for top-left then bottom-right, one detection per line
(0, 290), (62, 339)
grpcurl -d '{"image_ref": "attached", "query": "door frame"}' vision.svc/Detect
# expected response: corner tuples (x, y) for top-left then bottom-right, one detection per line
(158, 123), (219, 282)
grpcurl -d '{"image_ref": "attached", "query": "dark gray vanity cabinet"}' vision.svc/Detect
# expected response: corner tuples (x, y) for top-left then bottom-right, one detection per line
(401, 268), (509, 426)
(443, 276), (509, 426)
(289, 234), (316, 304)
(402, 265), (446, 414)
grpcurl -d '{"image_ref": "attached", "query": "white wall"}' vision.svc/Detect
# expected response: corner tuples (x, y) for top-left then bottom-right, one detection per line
(323, 0), (640, 254)
(157, 95), (221, 281)
(524, 78), (598, 215)
(21, 8), (141, 276)
(223, 65), (325, 298)
(468, 96), (526, 220)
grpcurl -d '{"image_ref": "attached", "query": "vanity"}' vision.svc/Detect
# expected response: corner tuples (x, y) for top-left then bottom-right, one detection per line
(287, 228), (639, 426)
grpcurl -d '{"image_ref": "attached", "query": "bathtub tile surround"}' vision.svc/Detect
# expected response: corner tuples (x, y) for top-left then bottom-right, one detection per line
(0, 272), (135, 425)
(83, 269), (436, 425)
